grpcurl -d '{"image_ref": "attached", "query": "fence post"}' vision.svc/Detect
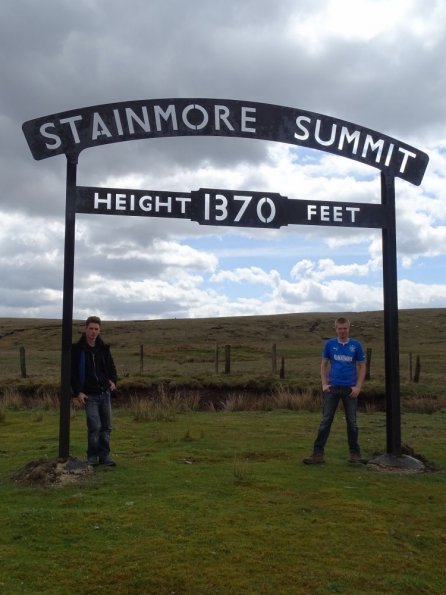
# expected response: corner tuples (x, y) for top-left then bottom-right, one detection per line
(409, 352), (413, 381)
(139, 345), (144, 374)
(272, 343), (277, 374)
(413, 355), (421, 383)
(215, 343), (219, 373)
(366, 347), (372, 380)
(19, 346), (27, 378)
(224, 345), (231, 374)
(280, 356), (285, 379)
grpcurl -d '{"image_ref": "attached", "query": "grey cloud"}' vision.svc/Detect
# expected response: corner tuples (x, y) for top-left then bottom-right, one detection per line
(1, 0), (445, 319)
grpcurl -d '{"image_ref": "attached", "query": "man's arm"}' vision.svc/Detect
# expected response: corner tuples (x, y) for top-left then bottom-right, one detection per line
(350, 361), (366, 398)
(70, 345), (87, 404)
(106, 348), (118, 391)
(320, 358), (330, 392)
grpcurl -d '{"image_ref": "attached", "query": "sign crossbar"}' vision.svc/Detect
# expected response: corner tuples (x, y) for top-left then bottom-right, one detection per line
(76, 186), (389, 229)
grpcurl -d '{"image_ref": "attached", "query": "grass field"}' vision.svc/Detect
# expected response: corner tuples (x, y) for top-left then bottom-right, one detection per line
(1, 403), (445, 594)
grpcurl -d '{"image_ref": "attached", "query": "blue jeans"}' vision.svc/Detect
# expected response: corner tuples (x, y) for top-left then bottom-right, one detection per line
(85, 391), (112, 460)
(313, 387), (360, 454)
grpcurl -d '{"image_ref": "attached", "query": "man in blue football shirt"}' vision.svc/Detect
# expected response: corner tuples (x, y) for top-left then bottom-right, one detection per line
(303, 317), (366, 465)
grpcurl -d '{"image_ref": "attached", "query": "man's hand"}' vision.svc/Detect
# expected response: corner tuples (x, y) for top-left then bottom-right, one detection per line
(77, 392), (87, 405)
(322, 384), (331, 393)
(350, 385), (361, 398)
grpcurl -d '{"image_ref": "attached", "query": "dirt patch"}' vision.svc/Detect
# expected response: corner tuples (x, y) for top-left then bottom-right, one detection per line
(11, 457), (93, 487)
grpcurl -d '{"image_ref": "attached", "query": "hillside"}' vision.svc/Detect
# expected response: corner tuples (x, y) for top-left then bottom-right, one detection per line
(1, 309), (446, 401)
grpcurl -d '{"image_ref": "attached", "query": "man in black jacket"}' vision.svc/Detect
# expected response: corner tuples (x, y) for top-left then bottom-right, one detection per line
(71, 316), (118, 467)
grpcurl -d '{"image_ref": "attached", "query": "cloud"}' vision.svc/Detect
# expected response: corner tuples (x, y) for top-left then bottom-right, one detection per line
(211, 266), (280, 286)
(1, 0), (446, 320)
(290, 258), (377, 281)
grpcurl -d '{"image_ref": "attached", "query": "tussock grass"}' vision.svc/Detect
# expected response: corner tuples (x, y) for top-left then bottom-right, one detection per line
(1, 389), (25, 410)
(232, 456), (256, 485)
(402, 391), (446, 414)
(130, 386), (203, 421)
(1, 385), (443, 418)
(272, 386), (322, 411)
(222, 393), (264, 411)
(0, 389), (61, 420)
(130, 394), (178, 422)
(221, 387), (323, 412)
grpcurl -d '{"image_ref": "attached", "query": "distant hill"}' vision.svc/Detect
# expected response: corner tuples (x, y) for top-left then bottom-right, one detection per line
(1, 309), (446, 401)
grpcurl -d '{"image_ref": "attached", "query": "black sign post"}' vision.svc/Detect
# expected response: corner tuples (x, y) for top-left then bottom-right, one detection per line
(381, 173), (401, 456)
(22, 99), (429, 464)
(59, 153), (78, 460)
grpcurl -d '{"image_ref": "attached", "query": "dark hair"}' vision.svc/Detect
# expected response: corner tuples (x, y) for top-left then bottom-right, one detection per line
(85, 316), (101, 327)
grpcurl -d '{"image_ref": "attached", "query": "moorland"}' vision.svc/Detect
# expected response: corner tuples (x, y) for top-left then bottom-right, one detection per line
(1, 308), (445, 410)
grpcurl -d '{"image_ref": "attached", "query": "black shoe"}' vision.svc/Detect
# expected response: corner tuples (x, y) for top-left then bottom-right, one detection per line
(348, 453), (367, 464)
(87, 456), (99, 467)
(303, 452), (325, 465)
(99, 457), (117, 467)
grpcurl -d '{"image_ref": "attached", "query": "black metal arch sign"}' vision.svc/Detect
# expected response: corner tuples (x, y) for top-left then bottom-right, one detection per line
(23, 98), (428, 185)
(22, 98), (429, 461)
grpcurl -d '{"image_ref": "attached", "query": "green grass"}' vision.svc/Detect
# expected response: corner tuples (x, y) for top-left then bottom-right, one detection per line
(1, 405), (445, 594)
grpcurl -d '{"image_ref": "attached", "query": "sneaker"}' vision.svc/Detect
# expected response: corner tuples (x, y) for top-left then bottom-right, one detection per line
(348, 452), (366, 464)
(99, 457), (117, 467)
(87, 456), (99, 467)
(303, 452), (325, 465)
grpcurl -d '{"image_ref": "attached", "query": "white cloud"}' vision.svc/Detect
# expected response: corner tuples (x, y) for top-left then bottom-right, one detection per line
(398, 279), (446, 308)
(288, 0), (415, 48)
(1, 0), (446, 320)
(211, 267), (280, 287)
(290, 258), (375, 281)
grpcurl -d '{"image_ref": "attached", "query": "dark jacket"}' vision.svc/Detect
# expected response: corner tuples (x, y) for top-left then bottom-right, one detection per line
(71, 334), (117, 396)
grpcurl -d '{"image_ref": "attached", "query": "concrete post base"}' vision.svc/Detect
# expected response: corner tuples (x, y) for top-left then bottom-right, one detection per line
(367, 453), (425, 473)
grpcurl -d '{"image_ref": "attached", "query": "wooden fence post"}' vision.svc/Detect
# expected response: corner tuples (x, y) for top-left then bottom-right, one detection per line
(413, 355), (421, 383)
(409, 352), (413, 381)
(272, 343), (277, 374)
(215, 343), (219, 373)
(19, 346), (27, 378)
(365, 347), (372, 380)
(224, 345), (231, 374)
(139, 345), (144, 374)
(280, 356), (285, 379)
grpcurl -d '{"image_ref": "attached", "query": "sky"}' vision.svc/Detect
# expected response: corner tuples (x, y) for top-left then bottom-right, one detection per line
(1, 0), (446, 321)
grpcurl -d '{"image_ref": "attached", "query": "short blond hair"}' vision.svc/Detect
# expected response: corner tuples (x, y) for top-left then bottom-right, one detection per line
(335, 316), (350, 327)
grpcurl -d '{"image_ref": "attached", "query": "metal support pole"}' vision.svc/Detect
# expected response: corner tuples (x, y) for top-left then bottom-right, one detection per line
(58, 153), (78, 460)
(381, 172), (401, 456)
